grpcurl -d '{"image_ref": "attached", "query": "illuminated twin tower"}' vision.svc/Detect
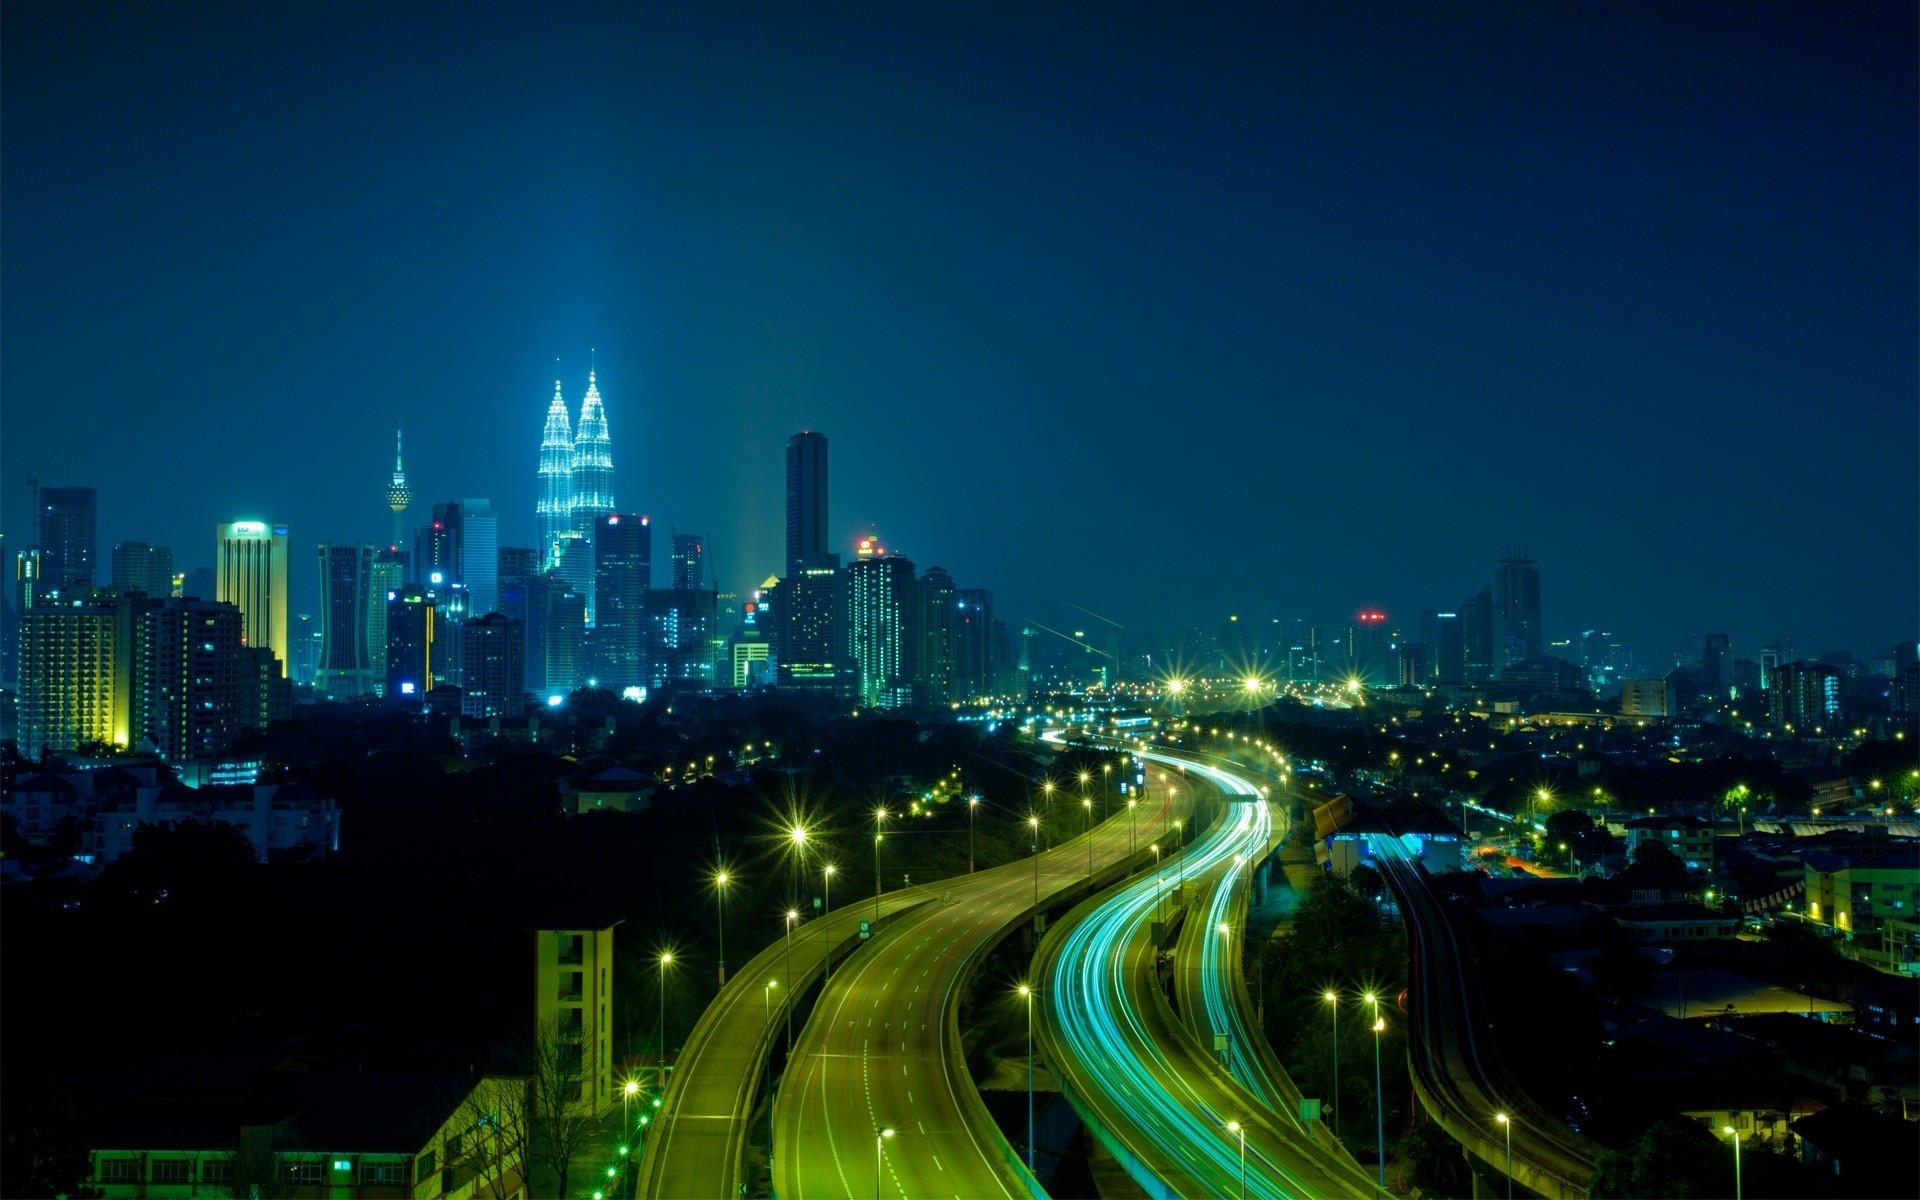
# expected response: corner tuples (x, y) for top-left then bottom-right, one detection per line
(535, 370), (616, 567)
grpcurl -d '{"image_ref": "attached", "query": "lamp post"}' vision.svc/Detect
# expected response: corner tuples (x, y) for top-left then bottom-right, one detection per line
(713, 869), (730, 986)
(822, 864), (837, 979)
(623, 1077), (639, 1131)
(763, 979), (779, 1107)
(1083, 797), (1095, 884)
(1722, 1125), (1742, 1200)
(873, 807), (888, 922)
(657, 950), (675, 1069)
(788, 825), (808, 917)
(1042, 781), (1056, 847)
(1366, 993), (1385, 1186)
(1323, 992), (1341, 1142)
(1225, 1120), (1248, 1200)
(968, 795), (979, 873)
(1495, 1112), (1512, 1200)
(1018, 984), (1035, 1171)
(874, 1127), (895, 1200)
(1173, 817), (1185, 893)
(1128, 796), (1138, 857)
(1028, 815), (1042, 909)
(783, 910), (798, 1054)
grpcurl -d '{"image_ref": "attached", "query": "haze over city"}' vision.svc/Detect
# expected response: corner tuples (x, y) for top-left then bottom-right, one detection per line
(4, 2), (1913, 659)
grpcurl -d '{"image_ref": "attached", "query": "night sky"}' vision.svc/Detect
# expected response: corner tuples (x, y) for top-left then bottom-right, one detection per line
(4, 2), (1914, 662)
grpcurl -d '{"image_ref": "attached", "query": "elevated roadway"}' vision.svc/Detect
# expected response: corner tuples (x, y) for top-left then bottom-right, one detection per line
(772, 771), (1189, 1199)
(1039, 748), (1382, 1198)
(1373, 833), (1600, 1198)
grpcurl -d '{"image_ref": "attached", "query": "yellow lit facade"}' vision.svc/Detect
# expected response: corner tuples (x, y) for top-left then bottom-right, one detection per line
(215, 520), (289, 676)
(20, 605), (119, 758)
(533, 921), (618, 1117)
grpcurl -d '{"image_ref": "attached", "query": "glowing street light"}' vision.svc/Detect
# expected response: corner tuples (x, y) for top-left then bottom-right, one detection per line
(1018, 984), (1036, 1172)
(874, 1127), (896, 1200)
(968, 795), (980, 874)
(713, 868), (731, 986)
(657, 950), (675, 1069)
(821, 863), (838, 978)
(1366, 993), (1385, 1186)
(783, 910), (799, 1054)
(1027, 814), (1042, 908)
(1225, 1120), (1248, 1200)
(1722, 1124), (1742, 1200)
(1324, 992), (1341, 1142)
(1495, 1112), (1512, 1199)
(873, 806), (888, 922)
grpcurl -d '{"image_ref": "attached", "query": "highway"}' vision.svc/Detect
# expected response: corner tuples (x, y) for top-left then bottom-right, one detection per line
(1372, 833), (1600, 1198)
(1038, 747), (1384, 1198)
(638, 894), (930, 1199)
(772, 772), (1187, 1200)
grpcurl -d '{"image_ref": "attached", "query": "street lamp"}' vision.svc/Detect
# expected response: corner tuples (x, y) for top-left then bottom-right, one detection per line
(1128, 796), (1138, 857)
(713, 869), (730, 987)
(968, 795), (980, 873)
(1323, 992), (1341, 1142)
(1028, 814), (1042, 908)
(822, 864), (838, 978)
(783, 910), (799, 1054)
(1722, 1125), (1742, 1200)
(623, 1077), (639, 1130)
(1083, 797), (1095, 883)
(1495, 1112), (1512, 1200)
(874, 1127), (895, 1200)
(763, 979), (780, 1107)
(1366, 993), (1385, 1186)
(1225, 1120), (1248, 1200)
(1018, 984), (1035, 1172)
(789, 824), (808, 916)
(873, 806), (888, 922)
(657, 950), (675, 1068)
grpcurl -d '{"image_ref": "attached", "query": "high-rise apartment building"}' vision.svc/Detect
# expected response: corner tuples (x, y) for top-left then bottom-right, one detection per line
(590, 514), (650, 692)
(785, 432), (829, 573)
(570, 372), (614, 536)
(215, 521), (289, 675)
(1771, 661), (1842, 730)
(845, 537), (917, 709)
(645, 589), (715, 690)
(1493, 551), (1542, 667)
(540, 578), (587, 696)
(671, 534), (706, 591)
(461, 499), (499, 616)
(111, 542), (174, 598)
(954, 588), (994, 702)
(460, 613), (526, 718)
(315, 543), (375, 697)
(19, 603), (119, 759)
(147, 599), (249, 762)
(37, 486), (98, 594)
(915, 566), (957, 706)
(537, 381), (575, 566)
(777, 555), (843, 691)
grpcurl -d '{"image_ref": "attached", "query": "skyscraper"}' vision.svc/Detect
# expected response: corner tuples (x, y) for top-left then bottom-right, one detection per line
(316, 543), (375, 697)
(111, 542), (174, 598)
(671, 533), (706, 591)
(385, 584), (434, 699)
(590, 513), (650, 692)
(461, 499), (498, 616)
(570, 372), (614, 535)
(537, 381), (574, 565)
(954, 588), (994, 701)
(367, 547), (405, 698)
(1493, 551), (1542, 667)
(386, 428), (411, 549)
(18, 602), (119, 758)
(215, 521), (289, 675)
(1771, 661), (1842, 730)
(785, 432), (828, 573)
(845, 537), (916, 709)
(146, 598), (249, 762)
(915, 566), (957, 706)
(460, 612), (526, 718)
(38, 485), (98, 593)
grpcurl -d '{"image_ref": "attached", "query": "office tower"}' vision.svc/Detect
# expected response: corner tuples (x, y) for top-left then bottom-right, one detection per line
(954, 588), (994, 701)
(215, 521), (289, 675)
(1758, 643), (1784, 691)
(180, 566), (215, 601)
(1461, 587), (1495, 682)
(778, 555), (843, 691)
(366, 548), (406, 697)
(1701, 633), (1732, 697)
(290, 613), (319, 686)
(845, 537), (917, 709)
(590, 514), (649, 691)
(729, 593), (774, 688)
(536, 381), (574, 566)
(1620, 678), (1672, 718)
(385, 585), (434, 699)
(386, 428), (412, 549)
(554, 535), (593, 623)
(37, 485), (98, 593)
(671, 533), (706, 591)
(315, 543), (375, 697)
(645, 589), (715, 690)
(915, 566), (957, 706)
(460, 612), (526, 717)
(1423, 610), (1465, 684)
(111, 542), (174, 598)
(1493, 550), (1542, 666)
(497, 546), (539, 629)
(146, 598), (249, 762)
(785, 432), (829, 573)
(1348, 610), (1390, 683)
(416, 502), (461, 588)
(543, 581), (587, 695)
(18, 603), (118, 759)
(570, 372), (614, 535)
(461, 499), (499, 615)
(1770, 661), (1841, 730)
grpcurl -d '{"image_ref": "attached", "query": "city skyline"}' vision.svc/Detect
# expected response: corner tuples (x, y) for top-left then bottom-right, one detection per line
(3, 3), (1914, 661)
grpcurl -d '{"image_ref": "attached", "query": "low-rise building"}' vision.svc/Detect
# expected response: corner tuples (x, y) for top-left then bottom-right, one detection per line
(1607, 901), (1740, 944)
(1625, 814), (1717, 872)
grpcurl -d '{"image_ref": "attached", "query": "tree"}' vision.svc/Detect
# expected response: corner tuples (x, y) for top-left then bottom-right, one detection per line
(0, 1072), (101, 1200)
(1586, 1117), (1730, 1198)
(519, 1016), (595, 1199)
(1402, 1118), (1470, 1199)
(438, 1075), (532, 1200)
